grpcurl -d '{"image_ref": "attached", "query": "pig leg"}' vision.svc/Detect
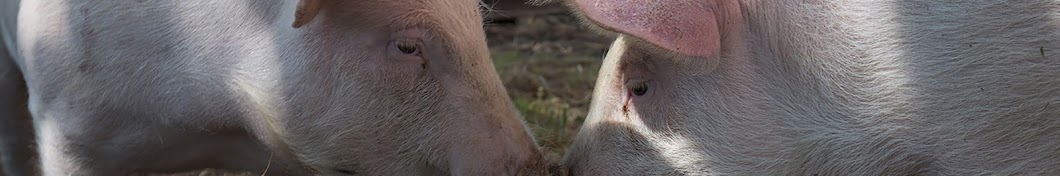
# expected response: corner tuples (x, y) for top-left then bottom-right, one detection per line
(0, 46), (37, 176)
(28, 96), (163, 175)
(30, 109), (104, 175)
(30, 100), (295, 175)
(31, 111), (186, 175)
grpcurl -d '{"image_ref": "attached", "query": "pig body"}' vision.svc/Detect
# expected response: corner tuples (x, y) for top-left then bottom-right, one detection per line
(563, 0), (1060, 175)
(1, 0), (546, 175)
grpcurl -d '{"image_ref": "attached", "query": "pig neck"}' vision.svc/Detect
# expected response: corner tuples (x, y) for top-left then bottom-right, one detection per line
(725, 1), (927, 174)
(223, 4), (324, 171)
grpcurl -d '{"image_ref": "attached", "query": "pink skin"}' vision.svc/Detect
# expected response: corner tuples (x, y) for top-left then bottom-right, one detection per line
(1, 0), (548, 175)
(573, 0), (738, 58)
(563, 0), (1060, 175)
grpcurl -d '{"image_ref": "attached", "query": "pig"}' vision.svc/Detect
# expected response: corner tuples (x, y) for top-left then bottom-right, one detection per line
(555, 0), (1060, 175)
(0, 0), (548, 175)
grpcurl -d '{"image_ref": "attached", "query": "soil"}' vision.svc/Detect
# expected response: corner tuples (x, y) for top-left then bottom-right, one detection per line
(486, 13), (611, 163)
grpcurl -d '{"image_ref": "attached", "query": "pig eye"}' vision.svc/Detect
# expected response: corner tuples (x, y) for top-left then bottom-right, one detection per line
(629, 81), (649, 96)
(395, 39), (421, 55)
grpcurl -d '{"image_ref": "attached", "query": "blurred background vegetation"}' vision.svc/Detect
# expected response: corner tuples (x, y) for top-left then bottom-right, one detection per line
(482, 0), (611, 163)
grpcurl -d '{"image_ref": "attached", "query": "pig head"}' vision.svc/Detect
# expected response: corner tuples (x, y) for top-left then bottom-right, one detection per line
(560, 0), (1060, 175)
(2, 0), (547, 175)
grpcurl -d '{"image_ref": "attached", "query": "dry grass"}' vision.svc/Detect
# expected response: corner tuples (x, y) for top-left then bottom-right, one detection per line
(486, 14), (611, 163)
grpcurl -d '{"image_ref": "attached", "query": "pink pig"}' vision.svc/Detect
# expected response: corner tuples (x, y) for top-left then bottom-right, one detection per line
(560, 0), (1060, 175)
(0, 0), (548, 175)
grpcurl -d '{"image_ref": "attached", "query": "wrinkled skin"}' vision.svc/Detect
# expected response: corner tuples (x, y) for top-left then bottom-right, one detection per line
(560, 0), (1060, 175)
(0, 0), (547, 175)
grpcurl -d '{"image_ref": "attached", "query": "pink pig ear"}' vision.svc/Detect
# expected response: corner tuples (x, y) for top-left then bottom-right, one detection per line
(574, 0), (733, 58)
(292, 0), (322, 28)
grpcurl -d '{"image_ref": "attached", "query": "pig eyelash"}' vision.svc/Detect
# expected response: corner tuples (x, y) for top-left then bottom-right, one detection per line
(395, 39), (422, 56)
(389, 38), (428, 69)
(628, 80), (650, 97)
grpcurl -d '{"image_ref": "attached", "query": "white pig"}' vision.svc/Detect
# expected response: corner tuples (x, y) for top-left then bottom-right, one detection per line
(0, 0), (548, 175)
(558, 0), (1060, 175)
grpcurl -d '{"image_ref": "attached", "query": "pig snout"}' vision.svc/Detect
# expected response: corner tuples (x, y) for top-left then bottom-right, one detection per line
(449, 136), (548, 175)
(445, 110), (549, 175)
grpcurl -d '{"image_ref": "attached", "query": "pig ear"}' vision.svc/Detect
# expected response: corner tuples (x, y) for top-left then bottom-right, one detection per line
(292, 0), (322, 28)
(573, 0), (725, 58)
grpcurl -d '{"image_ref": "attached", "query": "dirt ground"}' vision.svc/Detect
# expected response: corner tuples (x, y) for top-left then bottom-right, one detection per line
(485, 13), (611, 163)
